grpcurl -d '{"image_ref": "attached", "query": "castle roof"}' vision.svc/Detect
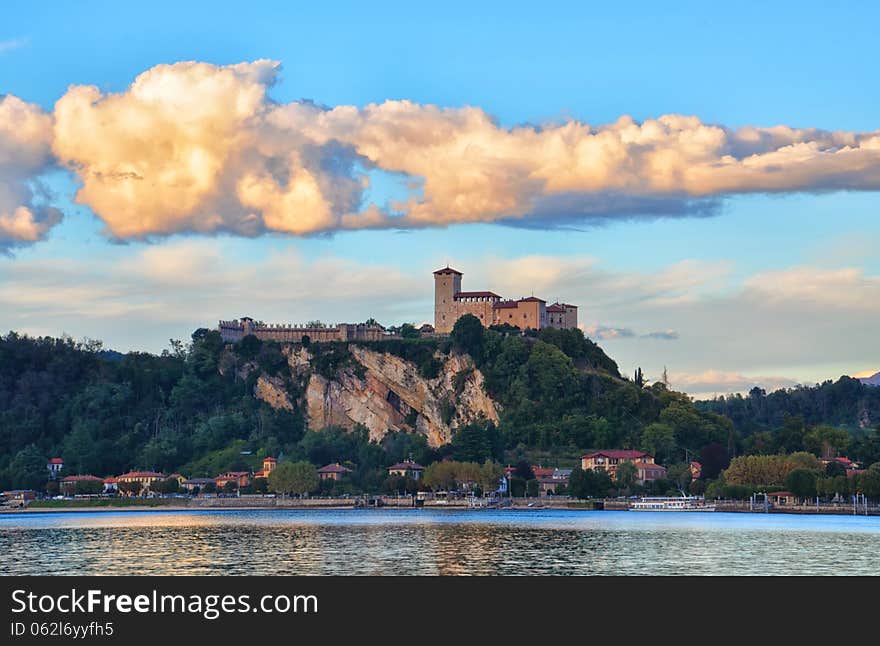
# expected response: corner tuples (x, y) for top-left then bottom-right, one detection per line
(546, 304), (565, 313)
(433, 267), (463, 275)
(493, 300), (519, 309)
(518, 296), (546, 303)
(454, 291), (501, 299)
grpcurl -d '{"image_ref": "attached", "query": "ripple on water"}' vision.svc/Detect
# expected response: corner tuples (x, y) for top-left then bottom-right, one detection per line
(1, 509), (879, 575)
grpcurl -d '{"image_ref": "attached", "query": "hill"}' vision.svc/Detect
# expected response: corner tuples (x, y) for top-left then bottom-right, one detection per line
(2, 318), (878, 491)
(859, 371), (880, 386)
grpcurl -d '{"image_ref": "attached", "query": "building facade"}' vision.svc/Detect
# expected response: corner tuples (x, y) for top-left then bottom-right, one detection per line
(387, 460), (425, 481)
(581, 450), (656, 477)
(317, 463), (353, 481)
(433, 267), (578, 334)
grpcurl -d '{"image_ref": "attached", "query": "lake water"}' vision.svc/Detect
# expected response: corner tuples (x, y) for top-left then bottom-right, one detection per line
(1, 509), (879, 575)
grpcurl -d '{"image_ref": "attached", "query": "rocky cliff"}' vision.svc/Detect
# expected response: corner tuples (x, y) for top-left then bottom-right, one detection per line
(248, 344), (499, 447)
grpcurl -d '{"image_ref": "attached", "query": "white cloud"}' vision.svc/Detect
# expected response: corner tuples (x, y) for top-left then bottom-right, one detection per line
(581, 324), (636, 340)
(2, 58), (867, 241)
(0, 95), (60, 249)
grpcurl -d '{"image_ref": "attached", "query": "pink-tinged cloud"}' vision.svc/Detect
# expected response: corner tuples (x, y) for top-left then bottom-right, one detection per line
(28, 59), (879, 240)
(0, 95), (61, 249)
(670, 370), (803, 399)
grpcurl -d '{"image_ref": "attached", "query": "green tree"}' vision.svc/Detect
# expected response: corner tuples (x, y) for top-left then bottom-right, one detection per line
(785, 468), (817, 500)
(568, 467), (612, 499)
(666, 463), (692, 492)
(804, 425), (851, 458)
(640, 422), (676, 465)
(399, 323), (420, 339)
(634, 367), (645, 388)
(74, 479), (104, 495)
(526, 479), (540, 497)
(268, 461), (319, 497)
(6, 445), (48, 490)
(508, 475), (527, 497)
(614, 461), (637, 492)
(858, 464), (880, 500)
(235, 334), (263, 360)
(222, 481), (239, 494)
(450, 314), (485, 364)
(451, 421), (503, 463)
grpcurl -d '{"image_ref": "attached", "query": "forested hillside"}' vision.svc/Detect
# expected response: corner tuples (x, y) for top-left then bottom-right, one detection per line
(1, 316), (878, 492)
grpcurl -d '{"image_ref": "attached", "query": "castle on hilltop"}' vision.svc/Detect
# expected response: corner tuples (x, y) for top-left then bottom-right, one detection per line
(218, 266), (578, 343)
(434, 266), (577, 334)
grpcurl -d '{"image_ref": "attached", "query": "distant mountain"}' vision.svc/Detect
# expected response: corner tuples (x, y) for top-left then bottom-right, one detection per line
(859, 371), (880, 386)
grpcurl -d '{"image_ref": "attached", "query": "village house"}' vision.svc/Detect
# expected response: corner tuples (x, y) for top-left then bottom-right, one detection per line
(820, 456), (862, 477)
(254, 457), (277, 479)
(47, 457), (64, 479)
(215, 472), (251, 489)
(317, 463), (353, 481)
(181, 478), (215, 493)
(117, 471), (165, 494)
(102, 477), (118, 494)
(2, 490), (37, 506)
(534, 468), (573, 496)
(633, 461), (667, 485)
(387, 460), (425, 481)
(582, 450), (656, 477)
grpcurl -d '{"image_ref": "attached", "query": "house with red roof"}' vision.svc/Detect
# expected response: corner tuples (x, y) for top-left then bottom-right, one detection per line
(117, 471), (165, 495)
(387, 460), (425, 481)
(254, 456), (277, 479)
(215, 472), (251, 489)
(582, 450), (661, 481)
(102, 477), (118, 494)
(317, 463), (353, 481)
(47, 457), (64, 479)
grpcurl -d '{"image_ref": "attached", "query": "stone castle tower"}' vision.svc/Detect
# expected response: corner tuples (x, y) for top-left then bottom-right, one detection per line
(434, 266), (462, 332)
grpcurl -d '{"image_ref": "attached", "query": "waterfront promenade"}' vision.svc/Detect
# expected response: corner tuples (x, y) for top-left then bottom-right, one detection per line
(4, 495), (879, 516)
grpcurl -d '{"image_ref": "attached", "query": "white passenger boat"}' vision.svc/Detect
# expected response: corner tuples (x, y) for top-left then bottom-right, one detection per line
(630, 495), (716, 511)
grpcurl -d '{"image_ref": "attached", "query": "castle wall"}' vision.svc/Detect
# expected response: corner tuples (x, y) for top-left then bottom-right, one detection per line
(218, 320), (386, 343)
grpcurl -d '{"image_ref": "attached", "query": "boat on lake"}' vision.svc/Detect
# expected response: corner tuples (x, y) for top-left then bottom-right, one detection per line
(630, 495), (716, 512)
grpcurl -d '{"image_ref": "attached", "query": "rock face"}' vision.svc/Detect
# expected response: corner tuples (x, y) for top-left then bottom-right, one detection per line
(251, 344), (499, 447)
(254, 375), (293, 411)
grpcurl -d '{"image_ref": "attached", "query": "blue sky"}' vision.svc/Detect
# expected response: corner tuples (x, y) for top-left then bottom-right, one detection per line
(1, 1), (879, 397)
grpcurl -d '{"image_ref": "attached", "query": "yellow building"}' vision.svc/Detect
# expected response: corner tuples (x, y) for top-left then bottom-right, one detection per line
(117, 471), (165, 494)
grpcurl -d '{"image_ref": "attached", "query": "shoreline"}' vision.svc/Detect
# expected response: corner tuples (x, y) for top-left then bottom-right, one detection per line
(2, 503), (877, 517)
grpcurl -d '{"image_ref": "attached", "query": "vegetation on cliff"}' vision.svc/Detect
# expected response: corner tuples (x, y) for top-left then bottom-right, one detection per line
(1, 316), (879, 495)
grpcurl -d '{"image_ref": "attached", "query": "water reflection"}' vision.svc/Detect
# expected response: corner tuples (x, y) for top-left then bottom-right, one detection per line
(1, 510), (879, 575)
